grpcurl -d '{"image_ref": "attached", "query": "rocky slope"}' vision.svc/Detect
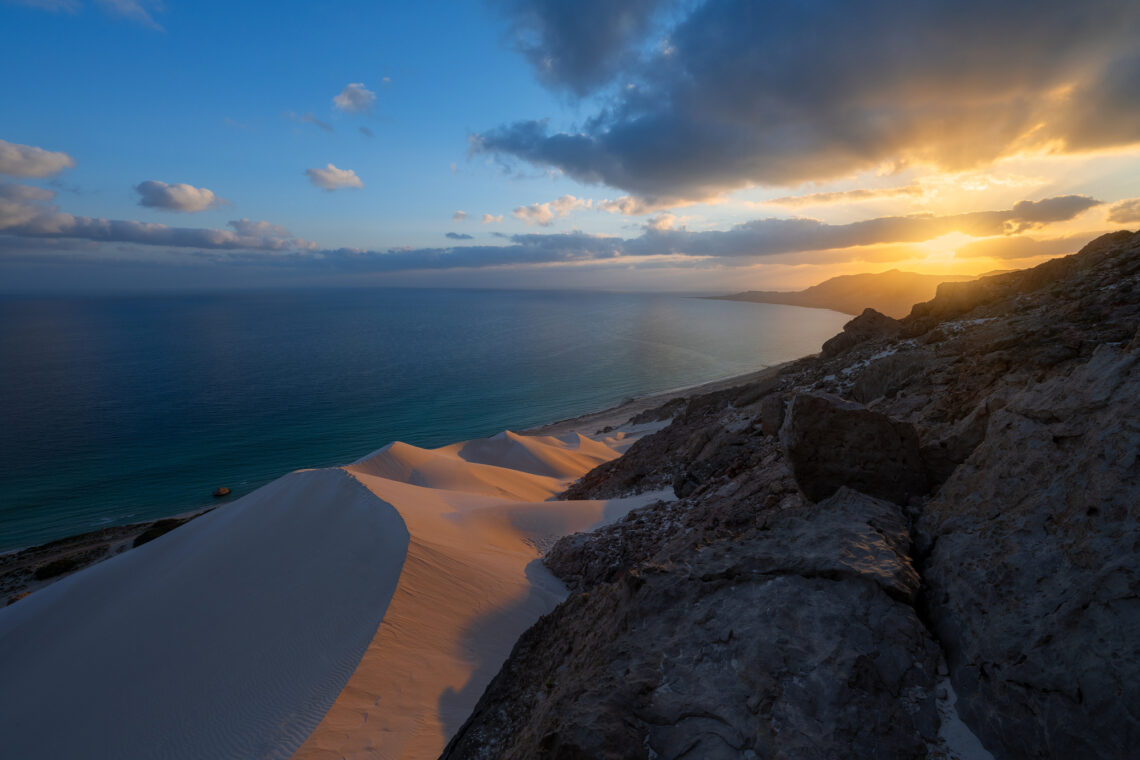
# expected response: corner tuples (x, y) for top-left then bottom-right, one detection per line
(442, 231), (1140, 760)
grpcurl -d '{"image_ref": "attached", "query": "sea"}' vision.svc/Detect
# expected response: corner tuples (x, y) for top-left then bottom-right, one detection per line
(0, 288), (848, 552)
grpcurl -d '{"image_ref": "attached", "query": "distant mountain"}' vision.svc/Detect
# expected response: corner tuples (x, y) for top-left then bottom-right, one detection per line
(716, 269), (981, 319)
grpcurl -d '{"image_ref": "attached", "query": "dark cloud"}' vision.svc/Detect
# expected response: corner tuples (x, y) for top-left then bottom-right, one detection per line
(478, 0), (1140, 200)
(494, 0), (672, 96)
(1, 189), (1097, 272)
(446, 232), (475, 240)
(359, 126), (375, 138)
(1, 182), (316, 251)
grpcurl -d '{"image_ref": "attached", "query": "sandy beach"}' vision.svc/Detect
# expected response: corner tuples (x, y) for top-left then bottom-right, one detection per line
(0, 386), (703, 759)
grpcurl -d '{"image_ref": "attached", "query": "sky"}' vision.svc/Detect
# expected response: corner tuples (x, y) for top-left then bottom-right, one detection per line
(1, 0), (1139, 293)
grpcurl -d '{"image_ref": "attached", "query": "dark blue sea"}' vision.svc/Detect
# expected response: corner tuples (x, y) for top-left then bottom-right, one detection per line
(0, 288), (847, 551)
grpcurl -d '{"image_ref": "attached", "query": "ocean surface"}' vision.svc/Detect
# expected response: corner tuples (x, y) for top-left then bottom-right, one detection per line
(0, 288), (848, 551)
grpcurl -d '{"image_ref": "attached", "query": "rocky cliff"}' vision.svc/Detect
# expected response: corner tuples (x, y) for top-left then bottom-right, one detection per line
(442, 231), (1140, 760)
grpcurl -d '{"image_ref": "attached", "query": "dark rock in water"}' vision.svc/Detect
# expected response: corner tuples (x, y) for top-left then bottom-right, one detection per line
(212, 487), (231, 498)
(444, 489), (940, 760)
(820, 307), (901, 358)
(780, 393), (929, 504)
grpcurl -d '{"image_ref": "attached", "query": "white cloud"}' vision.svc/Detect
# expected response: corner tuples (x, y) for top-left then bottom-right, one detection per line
(135, 180), (225, 213)
(0, 139), (77, 178)
(513, 195), (592, 226)
(95, 0), (163, 30)
(305, 164), (363, 191)
(597, 195), (674, 216)
(481, 214), (503, 224)
(645, 213), (677, 231)
(332, 83), (377, 114)
(453, 210), (468, 222)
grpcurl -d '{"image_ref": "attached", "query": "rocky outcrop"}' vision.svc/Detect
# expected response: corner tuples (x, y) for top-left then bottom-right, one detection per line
(446, 230), (1140, 760)
(917, 344), (1140, 759)
(780, 393), (929, 504)
(820, 307), (901, 358)
(444, 489), (941, 760)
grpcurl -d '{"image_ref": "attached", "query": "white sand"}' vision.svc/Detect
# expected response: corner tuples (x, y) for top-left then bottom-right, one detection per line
(0, 425), (668, 759)
(0, 468), (409, 760)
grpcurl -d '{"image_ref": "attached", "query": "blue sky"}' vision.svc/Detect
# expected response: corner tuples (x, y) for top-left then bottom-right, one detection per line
(2, 0), (1139, 292)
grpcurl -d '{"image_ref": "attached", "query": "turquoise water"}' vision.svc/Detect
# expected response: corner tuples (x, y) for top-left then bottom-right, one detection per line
(0, 288), (847, 551)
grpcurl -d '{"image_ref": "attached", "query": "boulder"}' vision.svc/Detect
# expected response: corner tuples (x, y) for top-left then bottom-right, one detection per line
(820, 308), (901, 358)
(780, 393), (929, 504)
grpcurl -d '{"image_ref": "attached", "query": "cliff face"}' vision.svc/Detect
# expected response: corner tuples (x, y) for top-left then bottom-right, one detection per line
(443, 231), (1140, 760)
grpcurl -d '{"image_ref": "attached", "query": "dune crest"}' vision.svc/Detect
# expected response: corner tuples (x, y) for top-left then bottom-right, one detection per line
(0, 426), (664, 760)
(295, 429), (665, 759)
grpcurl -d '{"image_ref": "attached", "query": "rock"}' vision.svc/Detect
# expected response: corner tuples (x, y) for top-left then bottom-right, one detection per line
(918, 345), (1140, 759)
(212, 487), (231, 498)
(758, 393), (785, 436)
(850, 350), (931, 403)
(820, 308), (901, 358)
(780, 393), (929, 504)
(446, 490), (940, 760)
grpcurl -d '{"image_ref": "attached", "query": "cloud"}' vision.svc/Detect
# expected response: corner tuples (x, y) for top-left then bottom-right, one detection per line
(954, 233), (1105, 260)
(305, 164), (363, 191)
(0, 139), (77, 178)
(645, 213), (676, 231)
(284, 111), (333, 132)
(762, 185), (925, 207)
(1107, 198), (1140, 224)
(95, 0), (163, 30)
(0, 182), (317, 251)
(597, 195), (676, 215)
(446, 232), (475, 240)
(481, 214), (503, 224)
(453, 210), (468, 222)
(333, 83), (377, 114)
(227, 218), (291, 238)
(135, 180), (225, 213)
(478, 1), (1140, 201)
(496, 0), (672, 96)
(1, 192), (1100, 275)
(512, 194), (592, 226)
(359, 126), (375, 138)
(1004, 195), (1102, 232)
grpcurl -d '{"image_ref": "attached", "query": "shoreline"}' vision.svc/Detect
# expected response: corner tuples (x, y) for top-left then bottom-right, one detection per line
(2, 358), (801, 603)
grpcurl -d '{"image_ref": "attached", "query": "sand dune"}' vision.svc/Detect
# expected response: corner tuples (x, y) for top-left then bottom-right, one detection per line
(0, 427), (667, 759)
(0, 468), (409, 760)
(295, 431), (666, 759)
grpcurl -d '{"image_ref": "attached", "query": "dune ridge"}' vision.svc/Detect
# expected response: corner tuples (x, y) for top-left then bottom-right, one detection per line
(294, 429), (667, 759)
(0, 425), (666, 760)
